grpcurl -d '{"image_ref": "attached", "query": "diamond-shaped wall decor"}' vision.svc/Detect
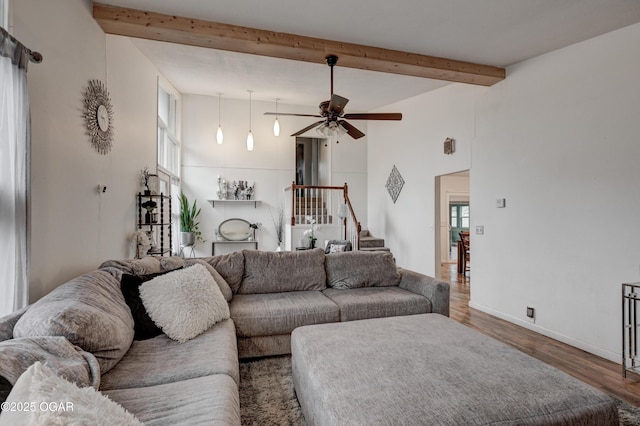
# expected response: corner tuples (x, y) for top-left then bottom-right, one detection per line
(385, 165), (405, 204)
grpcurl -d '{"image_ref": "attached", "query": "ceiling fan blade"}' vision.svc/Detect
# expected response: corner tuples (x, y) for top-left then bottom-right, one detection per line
(264, 112), (322, 118)
(291, 120), (325, 137)
(342, 113), (403, 120)
(328, 94), (349, 115)
(338, 120), (365, 139)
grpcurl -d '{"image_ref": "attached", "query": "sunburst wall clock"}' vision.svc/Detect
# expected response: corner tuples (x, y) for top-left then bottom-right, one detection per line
(83, 79), (114, 155)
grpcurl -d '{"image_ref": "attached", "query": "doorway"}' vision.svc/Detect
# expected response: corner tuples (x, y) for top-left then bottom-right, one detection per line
(449, 203), (470, 249)
(434, 171), (470, 278)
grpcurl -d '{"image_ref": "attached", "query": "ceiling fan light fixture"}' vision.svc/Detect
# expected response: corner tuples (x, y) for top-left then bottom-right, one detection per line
(216, 92), (224, 144)
(247, 90), (254, 151)
(273, 98), (280, 137)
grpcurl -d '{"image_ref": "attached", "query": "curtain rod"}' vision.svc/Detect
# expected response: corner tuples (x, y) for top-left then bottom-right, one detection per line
(0, 26), (43, 64)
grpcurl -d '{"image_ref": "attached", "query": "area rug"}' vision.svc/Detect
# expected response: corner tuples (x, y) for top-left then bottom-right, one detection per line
(239, 355), (639, 426)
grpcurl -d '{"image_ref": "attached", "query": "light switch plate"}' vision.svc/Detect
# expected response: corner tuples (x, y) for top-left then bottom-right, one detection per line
(476, 225), (484, 235)
(496, 198), (506, 208)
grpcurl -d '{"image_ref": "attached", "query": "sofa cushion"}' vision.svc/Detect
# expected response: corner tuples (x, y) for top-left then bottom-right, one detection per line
(140, 265), (230, 343)
(100, 319), (238, 391)
(239, 248), (326, 294)
(103, 374), (240, 426)
(203, 252), (245, 293)
(0, 306), (28, 342)
(13, 270), (134, 374)
(184, 259), (233, 301)
(322, 287), (431, 322)
(230, 291), (339, 337)
(1, 362), (143, 426)
(325, 251), (401, 289)
(100, 256), (185, 276)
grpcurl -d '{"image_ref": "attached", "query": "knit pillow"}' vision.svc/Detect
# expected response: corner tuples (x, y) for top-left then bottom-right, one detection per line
(139, 265), (230, 343)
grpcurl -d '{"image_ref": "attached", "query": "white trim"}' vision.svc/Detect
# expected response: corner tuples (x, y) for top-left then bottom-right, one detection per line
(468, 300), (619, 363)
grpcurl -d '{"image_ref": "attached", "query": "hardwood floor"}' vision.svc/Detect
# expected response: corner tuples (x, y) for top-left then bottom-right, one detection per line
(441, 262), (640, 406)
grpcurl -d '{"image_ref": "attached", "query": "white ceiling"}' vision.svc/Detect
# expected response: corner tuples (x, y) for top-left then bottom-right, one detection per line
(98, 0), (640, 111)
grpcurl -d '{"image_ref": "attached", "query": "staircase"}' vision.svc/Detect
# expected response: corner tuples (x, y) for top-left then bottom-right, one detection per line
(293, 197), (333, 225)
(358, 229), (390, 252)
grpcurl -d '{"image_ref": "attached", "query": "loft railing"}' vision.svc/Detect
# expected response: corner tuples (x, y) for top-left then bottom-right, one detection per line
(289, 181), (361, 250)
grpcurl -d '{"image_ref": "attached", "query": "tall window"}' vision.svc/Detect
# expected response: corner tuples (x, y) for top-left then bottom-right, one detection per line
(157, 82), (180, 176)
(157, 79), (181, 252)
(1, 0), (9, 29)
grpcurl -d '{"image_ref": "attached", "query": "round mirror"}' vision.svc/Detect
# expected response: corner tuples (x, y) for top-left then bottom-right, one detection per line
(218, 218), (252, 241)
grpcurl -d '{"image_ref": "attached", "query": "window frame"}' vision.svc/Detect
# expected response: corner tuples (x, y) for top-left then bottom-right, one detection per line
(1, 0), (10, 29)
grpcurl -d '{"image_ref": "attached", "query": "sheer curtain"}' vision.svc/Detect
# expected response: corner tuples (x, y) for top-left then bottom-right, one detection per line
(0, 26), (30, 316)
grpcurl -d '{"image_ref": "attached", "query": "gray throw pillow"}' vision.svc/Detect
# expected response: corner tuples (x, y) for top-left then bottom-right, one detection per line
(324, 240), (352, 253)
(204, 252), (245, 294)
(184, 259), (233, 301)
(325, 251), (401, 289)
(13, 270), (134, 374)
(240, 248), (327, 294)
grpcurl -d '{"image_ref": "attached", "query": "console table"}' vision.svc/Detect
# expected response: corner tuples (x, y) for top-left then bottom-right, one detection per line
(212, 240), (258, 255)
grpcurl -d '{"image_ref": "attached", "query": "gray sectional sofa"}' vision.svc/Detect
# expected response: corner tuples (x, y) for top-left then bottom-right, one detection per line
(0, 249), (449, 425)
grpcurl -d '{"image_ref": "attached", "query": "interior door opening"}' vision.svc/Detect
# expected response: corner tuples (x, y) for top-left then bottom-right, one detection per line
(434, 171), (469, 279)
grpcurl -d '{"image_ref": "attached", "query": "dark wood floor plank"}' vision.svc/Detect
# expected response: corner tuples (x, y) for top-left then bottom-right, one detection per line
(441, 262), (640, 406)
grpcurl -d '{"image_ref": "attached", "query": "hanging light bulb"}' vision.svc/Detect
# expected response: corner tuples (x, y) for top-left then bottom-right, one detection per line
(216, 92), (224, 144)
(273, 98), (280, 137)
(247, 90), (254, 151)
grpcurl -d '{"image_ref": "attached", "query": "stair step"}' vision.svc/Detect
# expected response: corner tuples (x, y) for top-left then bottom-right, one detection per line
(359, 247), (391, 252)
(360, 236), (385, 248)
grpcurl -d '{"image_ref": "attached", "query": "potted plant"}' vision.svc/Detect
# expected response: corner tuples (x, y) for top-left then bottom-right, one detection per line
(179, 192), (204, 246)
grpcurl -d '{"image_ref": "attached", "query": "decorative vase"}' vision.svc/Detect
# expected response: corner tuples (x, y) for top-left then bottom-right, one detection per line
(145, 212), (152, 224)
(310, 239), (316, 249)
(276, 242), (282, 252)
(180, 232), (196, 246)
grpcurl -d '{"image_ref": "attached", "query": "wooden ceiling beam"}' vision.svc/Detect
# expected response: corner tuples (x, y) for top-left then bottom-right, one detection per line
(93, 3), (505, 86)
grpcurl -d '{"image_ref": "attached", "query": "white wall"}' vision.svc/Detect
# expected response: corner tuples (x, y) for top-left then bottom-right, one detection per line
(181, 94), (368, 256)
(368, 22), (640, 362)
(13, 0), (160, 301)
(368, 84), (476, 276)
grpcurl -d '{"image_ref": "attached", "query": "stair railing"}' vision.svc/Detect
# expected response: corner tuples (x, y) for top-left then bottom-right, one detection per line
(289, 181), (361, 250)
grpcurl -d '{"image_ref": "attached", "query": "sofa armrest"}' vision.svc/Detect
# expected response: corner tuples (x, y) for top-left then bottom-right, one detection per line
(398, 268), (450, 317)
(0, 305), (29, 342)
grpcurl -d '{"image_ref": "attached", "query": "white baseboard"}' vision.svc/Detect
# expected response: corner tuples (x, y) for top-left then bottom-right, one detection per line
(468, 301), (619, 364)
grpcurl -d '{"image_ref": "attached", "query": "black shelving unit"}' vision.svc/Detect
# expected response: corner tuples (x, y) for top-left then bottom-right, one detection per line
(137, 192), (172, 256)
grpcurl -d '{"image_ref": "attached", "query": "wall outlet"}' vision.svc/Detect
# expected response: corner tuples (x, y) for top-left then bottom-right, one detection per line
(526, 307), (535, 318)
(475, 225), (484, 235)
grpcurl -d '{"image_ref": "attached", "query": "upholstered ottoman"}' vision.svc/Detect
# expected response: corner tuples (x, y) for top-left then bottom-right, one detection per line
(291, 314), (618, 425)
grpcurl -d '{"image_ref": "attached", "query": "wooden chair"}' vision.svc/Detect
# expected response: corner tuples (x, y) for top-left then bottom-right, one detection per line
(459, 231), (470, 275)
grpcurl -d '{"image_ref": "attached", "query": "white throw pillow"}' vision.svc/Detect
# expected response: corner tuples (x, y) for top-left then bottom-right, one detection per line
(139, 264), (230, 343)
(0, 362), (142, 426)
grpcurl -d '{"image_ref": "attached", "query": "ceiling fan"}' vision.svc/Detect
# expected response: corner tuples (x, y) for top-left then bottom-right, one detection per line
(264, 55), (402, 140)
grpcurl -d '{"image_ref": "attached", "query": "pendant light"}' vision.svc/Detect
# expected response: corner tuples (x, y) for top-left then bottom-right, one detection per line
(246, 90), (254, 151)
(273, 98), (281, 137)
(216, 92), (224, 144)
